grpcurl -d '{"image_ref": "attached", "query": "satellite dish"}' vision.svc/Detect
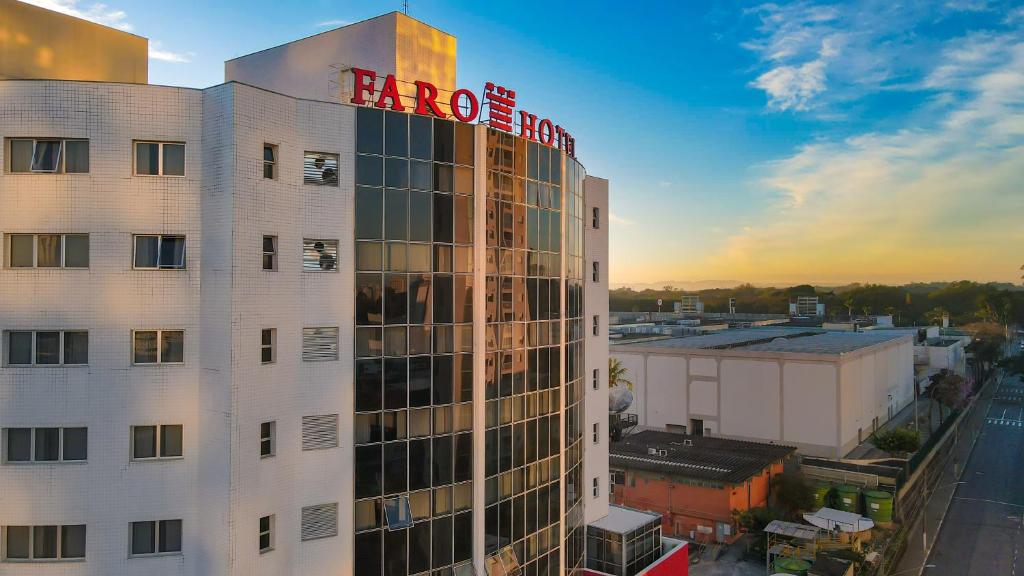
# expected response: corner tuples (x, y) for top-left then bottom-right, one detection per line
(609, 386), (634, 414)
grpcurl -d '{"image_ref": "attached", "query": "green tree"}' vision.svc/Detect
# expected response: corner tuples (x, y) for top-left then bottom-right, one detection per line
(871, 427), (922, 454)
(772, 469), (815, 517)
(608, 357), (632, 390)
(927, 369), (966, 422)
(925, 307), (948, 326)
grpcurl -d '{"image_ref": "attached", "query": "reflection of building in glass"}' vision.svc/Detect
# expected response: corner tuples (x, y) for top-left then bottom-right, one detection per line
(1, 5), (623, 576)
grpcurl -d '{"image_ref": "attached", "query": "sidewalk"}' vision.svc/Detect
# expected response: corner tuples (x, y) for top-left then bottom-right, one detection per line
(889, 371), (999, 575)
(845, 395), (941, 460)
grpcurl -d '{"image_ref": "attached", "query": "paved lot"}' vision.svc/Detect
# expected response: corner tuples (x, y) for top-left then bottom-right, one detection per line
(926, 373), (1024, 575)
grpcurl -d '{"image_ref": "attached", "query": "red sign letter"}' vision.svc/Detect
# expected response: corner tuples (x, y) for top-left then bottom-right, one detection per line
(351, 68), (376, 105)
(375, 74), (406, 111)
(415, 81), (447, 118)
(538, 119), (554, 146)
(450, 88), (479, 123)
(484, 82), (516, 132)
(519, 111), (538, 141)
(555, 125), (565, 150)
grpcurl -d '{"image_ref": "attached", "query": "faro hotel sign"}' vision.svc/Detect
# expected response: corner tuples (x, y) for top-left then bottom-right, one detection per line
(349, 68), (576, 158)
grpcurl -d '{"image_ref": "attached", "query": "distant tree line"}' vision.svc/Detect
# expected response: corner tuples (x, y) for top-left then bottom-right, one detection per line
(610, 281), (1024, 327)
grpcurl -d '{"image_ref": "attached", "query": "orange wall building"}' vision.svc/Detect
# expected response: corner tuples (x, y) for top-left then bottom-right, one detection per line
(609, 430), (794, 544)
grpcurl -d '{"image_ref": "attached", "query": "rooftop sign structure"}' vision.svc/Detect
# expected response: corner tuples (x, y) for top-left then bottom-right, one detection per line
(350, 67), (576, 157)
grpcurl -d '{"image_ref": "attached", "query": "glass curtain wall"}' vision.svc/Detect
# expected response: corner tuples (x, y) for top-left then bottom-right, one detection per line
(484, 129), (577, 576)
(354, 107), (476, 576)
(562, 156), (586, 573)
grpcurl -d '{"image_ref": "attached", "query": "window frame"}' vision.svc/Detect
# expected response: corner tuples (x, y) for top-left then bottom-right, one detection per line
(593, 422), (600, 444)
(128, 519), (182, 557)
(302, 238), (339, 272)
(1, 524), (87, 561)
(592, 368), (600, 390)
(592, 261), (600, 282)
(3, 427), (87, 464)
(260, 328), (276, 364)
(258, 514), (274, 553)
(129, 424), (183, 461)
(592, 206), (600, 229)
(259, 421), (275, 458)
(132, 141), (186, 177)
(4, 330), (88, 366)
(132, 234), (187, 270)
(131, 330), (185, 365)
(593, 315), (600, 336)
(262, 235), (278, 271)
(302, 151), (340, 186)
(263, 144), (278, 180)
(5, 233), (89, 269)
(5, 138), (89, 175)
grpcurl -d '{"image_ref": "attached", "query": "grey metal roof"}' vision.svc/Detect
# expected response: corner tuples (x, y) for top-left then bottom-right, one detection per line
(740, 331), (908, 353)
(609, 430), (796, 484)
(611, 327), (823, 351)
(764, 520), (820, 540)
(587, 505), (663, 535)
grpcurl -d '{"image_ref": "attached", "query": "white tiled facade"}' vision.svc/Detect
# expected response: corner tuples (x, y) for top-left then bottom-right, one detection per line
(0, 11), (611, 576)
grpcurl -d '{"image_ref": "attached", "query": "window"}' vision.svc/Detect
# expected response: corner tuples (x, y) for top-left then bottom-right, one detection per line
(302, 239), (338, 271)
(301, 414), (338, 450)
(302, 327), (339, 361)
(263, 144), (277, 179)
(132, 330), (184, 364)
(6, 234), (88, 268)
(260, 421), (275, 458)
(592, 422), (600, 444)
(593, 315), (600, 336)
(593, 477), (600, 498)
(261, 329), (276, 364)
(592, 261), (600, 282)
(383, 495), (413, 530)
(593, 206), (600, 229)
(133, 235), (186, 269)
(6, 331), (88, 365)
(131, 425), (183, 459)
(262, 236), (277, 271)
(134, 141), (185, 176)
(6, 138), (89, 174)
(259, 515), (274, 552)
(300, 503), (338, 541)
(303, 152), (339, 186)
(593, 368), (600, 390)
(4, 427), (87, 462)
(130, 520), (181, 556)
(2, 525), (86, 561)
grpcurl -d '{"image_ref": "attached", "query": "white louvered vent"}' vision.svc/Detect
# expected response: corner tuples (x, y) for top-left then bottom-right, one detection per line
(302, 327), (339, 361)
(302, 414), (339, 450)
(300, 502), (338, 541)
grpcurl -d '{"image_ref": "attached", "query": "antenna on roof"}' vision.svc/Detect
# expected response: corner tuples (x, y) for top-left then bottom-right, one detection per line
(402, 0), (409, 15)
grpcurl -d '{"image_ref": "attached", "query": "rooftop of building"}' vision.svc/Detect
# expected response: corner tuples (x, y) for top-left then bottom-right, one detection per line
(587, 505), (663, 536)
(609, 429), (796, 485)
(611, 326), (911, 355)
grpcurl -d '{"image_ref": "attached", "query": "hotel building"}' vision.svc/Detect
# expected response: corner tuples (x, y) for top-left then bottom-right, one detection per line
(0, 2), (627, 575)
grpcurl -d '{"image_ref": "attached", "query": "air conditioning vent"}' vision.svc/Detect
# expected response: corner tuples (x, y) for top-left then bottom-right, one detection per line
(300, 502), (338, 541)
(302, 414), (338, 450)
(647, 448), (658, 456)
(658, 449), (668, 457)
(683, 439), (693, 447)
(302, 327), (339, 361)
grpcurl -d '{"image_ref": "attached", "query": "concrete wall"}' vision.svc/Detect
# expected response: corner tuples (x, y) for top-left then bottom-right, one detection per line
(226, 12), (456, 105)
(0, 80), (204, 574)
(0, 0), (147, 83)
(584, 176), (610, 524)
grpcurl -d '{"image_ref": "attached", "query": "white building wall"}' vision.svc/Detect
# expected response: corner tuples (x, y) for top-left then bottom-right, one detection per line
(612, 335), (914, 458)
(583, 175), (609, 524)
(0, 80), (207, 575)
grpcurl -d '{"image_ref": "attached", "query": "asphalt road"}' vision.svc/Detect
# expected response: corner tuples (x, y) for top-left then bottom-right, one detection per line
(926, 373), (1024, 575)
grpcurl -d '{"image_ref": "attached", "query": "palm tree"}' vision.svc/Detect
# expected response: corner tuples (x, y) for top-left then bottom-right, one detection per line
(929, 370), (966, 422)
(608, 358), (633, 390)
(844, 297), (855, 319)
(925, 307), (948, 327)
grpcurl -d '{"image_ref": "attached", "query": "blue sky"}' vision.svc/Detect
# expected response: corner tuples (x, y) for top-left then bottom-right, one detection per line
(29, 0), (1024, 287)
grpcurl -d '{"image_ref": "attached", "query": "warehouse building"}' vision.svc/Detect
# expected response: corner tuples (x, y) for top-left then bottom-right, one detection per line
(611, 329), (915, 458)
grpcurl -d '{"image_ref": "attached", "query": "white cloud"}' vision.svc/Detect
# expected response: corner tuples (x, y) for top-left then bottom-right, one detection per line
(609, 213), (635, 226)
(316, 19), (351, 28)
(751, 58), (828, 111)
(701, 30), (1024, 282)
(657, 180), (672, 188)
(149, 42), (191, 63)
(19, 0), (192, 64)
(19, 0), (131, 30)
